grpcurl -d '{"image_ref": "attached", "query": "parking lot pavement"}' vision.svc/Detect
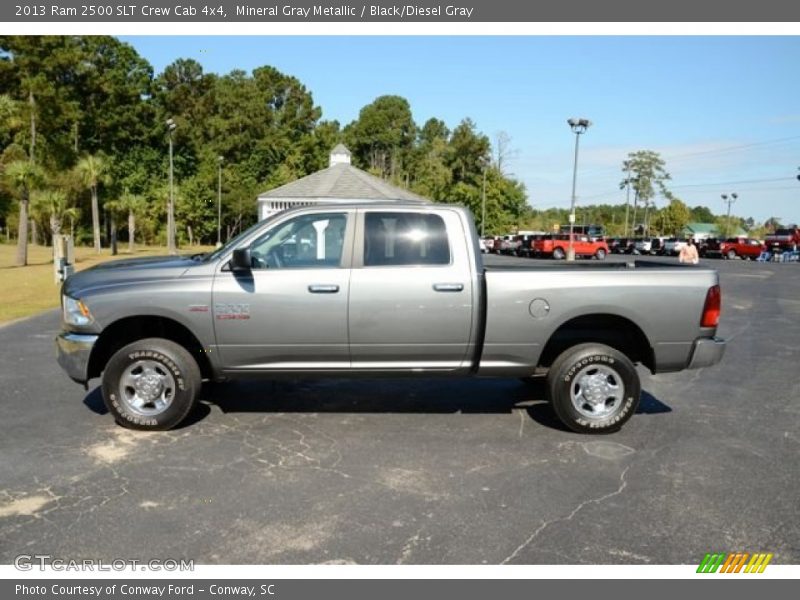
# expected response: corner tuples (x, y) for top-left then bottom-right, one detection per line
(1, 255), (798, 565)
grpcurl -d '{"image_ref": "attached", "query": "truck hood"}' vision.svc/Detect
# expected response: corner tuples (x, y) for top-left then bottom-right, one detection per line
(62, 254), (199, 297)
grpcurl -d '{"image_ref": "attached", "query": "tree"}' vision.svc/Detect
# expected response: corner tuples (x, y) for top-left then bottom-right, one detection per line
(764, 217), (782, 233)
(344, 95), (415, 179)
(690, 205), (716, 223)
(620, 151), (671, 233)
(448, 118), (490, 185)
(75, 153), (110, 252)
(0, 36), (83, 169)
(30, 189), (79, 243)
(493, 131), (518, 175)
(103, 197), (124, 255)
(117, 191), (147, 252)
(71, 37), (154, 157)
(3, 159), (44, 265)
(658, 198), (692, 237)
(0, 93), (22, 149)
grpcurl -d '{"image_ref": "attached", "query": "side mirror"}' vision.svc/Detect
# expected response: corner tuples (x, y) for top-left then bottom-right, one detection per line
(230, 248), (252, 272)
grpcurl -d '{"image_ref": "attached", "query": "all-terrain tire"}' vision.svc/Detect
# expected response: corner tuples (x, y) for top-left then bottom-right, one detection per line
(546, 343), (641, 434)
(101, 338), (201, 431)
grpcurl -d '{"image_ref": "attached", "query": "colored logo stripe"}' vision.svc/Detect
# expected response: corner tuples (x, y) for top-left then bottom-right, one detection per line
(697, 553), (726, 573)
(697, 552), (773, 573)
(744, 553), (773, 573)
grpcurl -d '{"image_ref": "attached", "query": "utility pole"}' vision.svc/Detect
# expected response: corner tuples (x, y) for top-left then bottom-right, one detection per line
(481, 163), (487, 237)
(721, 193), (737, 238)
(217, 156), (224, 248)
(166, 118), (177, 255)
(623, 165), (631, 237)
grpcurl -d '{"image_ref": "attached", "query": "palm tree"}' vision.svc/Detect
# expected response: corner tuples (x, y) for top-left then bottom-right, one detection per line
(30, 190), (80, 244)
(3, 160), (45, 266)
(75, 154), (110, 253)
(121, 192), (147, 252)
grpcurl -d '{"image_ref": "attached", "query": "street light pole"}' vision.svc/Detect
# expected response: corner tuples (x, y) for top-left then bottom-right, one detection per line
(623, 165), (631, 238)
(217, 156), (224, 248)
(481, 164), (487, 238)
(567, 118), (591, 261)
(721, 193), (737, 238)
(166, 118), (177, 255)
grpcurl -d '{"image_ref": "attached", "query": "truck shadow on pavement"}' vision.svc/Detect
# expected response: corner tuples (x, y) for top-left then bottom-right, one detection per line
(83, 378), (671, 432)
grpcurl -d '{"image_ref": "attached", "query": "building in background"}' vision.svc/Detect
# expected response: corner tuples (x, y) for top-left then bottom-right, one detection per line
(683, 222), (747, 240)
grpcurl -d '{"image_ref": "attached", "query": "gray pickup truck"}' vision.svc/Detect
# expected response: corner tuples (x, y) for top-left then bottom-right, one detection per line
(56, 204), (725, 433)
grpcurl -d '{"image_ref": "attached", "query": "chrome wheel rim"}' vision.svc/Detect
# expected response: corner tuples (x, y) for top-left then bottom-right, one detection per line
(570, 364), (625, 420)
(119, 360), (176, 417)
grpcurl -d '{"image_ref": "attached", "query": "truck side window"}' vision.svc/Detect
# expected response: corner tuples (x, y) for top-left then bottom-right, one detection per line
(364, 212), (450, 267)
(249, 213), (347, 269)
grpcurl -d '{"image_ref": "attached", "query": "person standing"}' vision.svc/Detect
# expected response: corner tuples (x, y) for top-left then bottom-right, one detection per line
(679, 239), (699, 264)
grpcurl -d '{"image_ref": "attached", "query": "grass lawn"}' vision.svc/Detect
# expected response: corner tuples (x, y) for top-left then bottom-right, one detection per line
(0, 242), (214, 325)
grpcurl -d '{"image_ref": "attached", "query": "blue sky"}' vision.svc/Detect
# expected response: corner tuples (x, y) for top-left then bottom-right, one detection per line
(123, 36), (800, 224)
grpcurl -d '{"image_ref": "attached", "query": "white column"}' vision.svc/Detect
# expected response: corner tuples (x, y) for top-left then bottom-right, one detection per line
(312, 219), (330, 260)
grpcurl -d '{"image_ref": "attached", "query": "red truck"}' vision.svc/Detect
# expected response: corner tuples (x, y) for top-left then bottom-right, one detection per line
(716, 238), (765, 260)
(531, 233), (609, 260)
(765, 226), (800, 253)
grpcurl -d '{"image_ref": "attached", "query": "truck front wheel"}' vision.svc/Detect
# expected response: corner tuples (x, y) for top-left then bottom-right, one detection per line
(101, 338), (201, 430)
(552, 247), (566, 260)
(546, 343), (640, 433)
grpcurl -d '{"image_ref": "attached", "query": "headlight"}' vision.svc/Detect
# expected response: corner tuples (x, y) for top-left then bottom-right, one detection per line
(63, 296), (93, 327)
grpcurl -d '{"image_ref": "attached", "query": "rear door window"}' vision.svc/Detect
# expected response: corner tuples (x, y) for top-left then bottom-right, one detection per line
(364, 212), (451, 266)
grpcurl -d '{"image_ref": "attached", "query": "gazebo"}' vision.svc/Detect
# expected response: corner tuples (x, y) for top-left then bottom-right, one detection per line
(256, 144), (428, 221)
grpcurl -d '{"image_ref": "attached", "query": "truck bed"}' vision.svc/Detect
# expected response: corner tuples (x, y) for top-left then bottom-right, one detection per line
(477, 258), (719, 376)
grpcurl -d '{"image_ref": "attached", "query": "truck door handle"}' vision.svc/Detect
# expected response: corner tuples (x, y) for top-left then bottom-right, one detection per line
(433, 283), (464, 292)
(308, 284), (340, 294)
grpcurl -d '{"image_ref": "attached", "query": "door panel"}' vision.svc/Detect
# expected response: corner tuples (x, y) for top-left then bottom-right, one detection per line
(348, 209), (474, 371)
(212, 211), (353, 371)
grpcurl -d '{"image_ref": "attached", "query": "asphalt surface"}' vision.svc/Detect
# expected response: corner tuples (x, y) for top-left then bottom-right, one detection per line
(1, 253), (798, 565)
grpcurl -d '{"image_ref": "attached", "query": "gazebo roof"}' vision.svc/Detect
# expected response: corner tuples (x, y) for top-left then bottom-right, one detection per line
(258, 161), (427, 203)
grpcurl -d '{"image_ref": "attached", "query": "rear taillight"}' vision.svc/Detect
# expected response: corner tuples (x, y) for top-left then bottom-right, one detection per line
(701, 285), (721, 327)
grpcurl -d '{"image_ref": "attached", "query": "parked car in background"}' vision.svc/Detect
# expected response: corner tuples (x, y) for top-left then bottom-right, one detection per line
(531, 233), (609, 260)
(633, 238), (653, 254)
(649, 237), (667, 255)
(513, 234), (539, 257)
(698, 238), (721, 258)
(560, 224), (606, 242)
(609, 237), (634, 254)
(498, 235), (520, 256)
(479, 238), (488, 253)
(765, 225), (800, 253)
(664, 238), (688, 256)
(719, 237), (765, 260)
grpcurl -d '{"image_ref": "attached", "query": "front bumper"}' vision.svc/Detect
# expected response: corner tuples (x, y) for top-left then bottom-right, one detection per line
(55, 332), (98, 384)
(687, 337), (726, 370)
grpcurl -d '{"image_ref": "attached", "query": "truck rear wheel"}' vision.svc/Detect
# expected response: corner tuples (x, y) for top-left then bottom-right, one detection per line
(552, 247), (566, 260)
(595, 248), (607, 260)
(546, 343), (640, 433)
(101, 338), (201, 431)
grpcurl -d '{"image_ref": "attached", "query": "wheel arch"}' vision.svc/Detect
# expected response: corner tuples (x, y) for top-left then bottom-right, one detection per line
(88, 315), (214, 381)
(538, 313), (655, 373)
